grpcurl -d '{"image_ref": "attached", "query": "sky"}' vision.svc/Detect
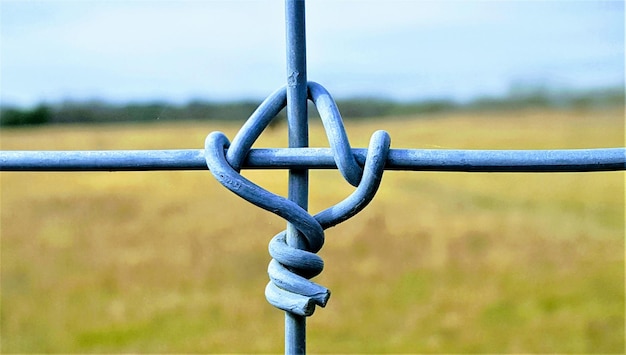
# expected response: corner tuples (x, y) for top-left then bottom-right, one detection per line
(1, 0), (624, 107)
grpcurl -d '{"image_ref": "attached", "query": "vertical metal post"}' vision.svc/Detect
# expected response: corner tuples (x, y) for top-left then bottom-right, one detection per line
(285, 0), (308, 353)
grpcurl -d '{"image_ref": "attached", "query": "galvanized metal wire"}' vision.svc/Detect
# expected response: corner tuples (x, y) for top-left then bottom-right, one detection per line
(2, 147), (624, 172)
(0, 0), (625, 354)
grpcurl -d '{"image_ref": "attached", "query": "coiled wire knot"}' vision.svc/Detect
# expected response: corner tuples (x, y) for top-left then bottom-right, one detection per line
(204, 82), (390, 316)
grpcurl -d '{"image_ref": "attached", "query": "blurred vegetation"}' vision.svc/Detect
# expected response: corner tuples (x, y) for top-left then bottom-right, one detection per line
(1, 86), (623, 127)
(1, 105), (53, 126)
(0, 100), (264, 127)
(1, 108), (624, 353)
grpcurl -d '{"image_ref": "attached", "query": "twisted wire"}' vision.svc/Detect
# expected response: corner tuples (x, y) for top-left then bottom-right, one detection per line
(204, 82), (390, 316)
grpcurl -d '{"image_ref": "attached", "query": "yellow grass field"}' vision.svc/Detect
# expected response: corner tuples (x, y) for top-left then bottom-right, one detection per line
(1, 107), (624, 353)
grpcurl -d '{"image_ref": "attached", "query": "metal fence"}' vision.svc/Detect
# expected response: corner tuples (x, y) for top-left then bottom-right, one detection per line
(1, 1), (625, 354)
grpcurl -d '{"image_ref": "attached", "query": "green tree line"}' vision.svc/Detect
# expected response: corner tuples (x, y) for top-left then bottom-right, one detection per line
(1, 87), (622, 127)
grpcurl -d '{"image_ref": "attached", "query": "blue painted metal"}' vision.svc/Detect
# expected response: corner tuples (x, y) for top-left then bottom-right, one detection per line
(2, 147), (625, 172)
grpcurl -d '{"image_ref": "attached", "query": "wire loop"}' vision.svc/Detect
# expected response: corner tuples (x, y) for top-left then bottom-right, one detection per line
(204, 82), (390, 316)
(225, 81), (365, 186)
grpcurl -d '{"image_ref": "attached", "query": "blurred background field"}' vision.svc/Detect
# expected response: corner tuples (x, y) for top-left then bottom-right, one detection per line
(1, 107), (624, 353)
(2, 1), (623, 352)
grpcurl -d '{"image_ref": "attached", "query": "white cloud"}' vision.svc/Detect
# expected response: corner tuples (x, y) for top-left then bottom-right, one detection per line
(1, 0), (623, 106)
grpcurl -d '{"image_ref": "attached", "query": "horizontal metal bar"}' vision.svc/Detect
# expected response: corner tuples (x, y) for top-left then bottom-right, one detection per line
(1, 148), (624, 172)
